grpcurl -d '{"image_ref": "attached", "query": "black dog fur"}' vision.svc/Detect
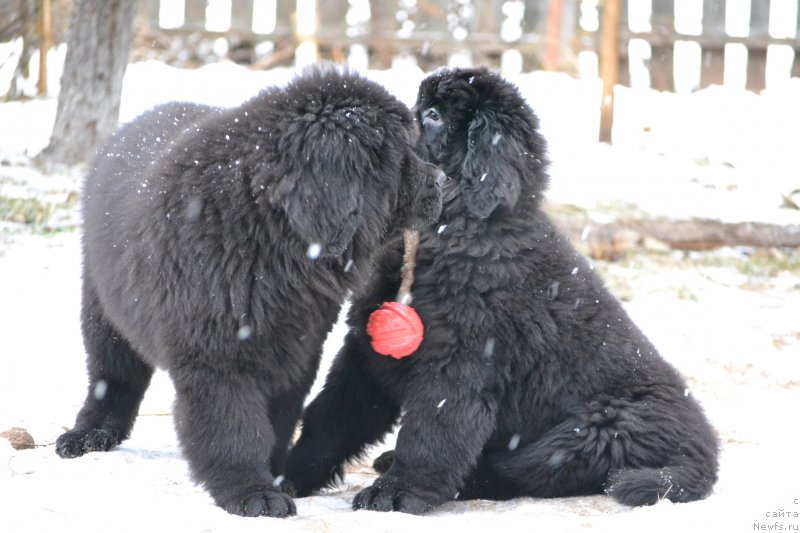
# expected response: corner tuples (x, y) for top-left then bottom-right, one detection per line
(55, 66), (442, 518)
(285, 67), (719, 514)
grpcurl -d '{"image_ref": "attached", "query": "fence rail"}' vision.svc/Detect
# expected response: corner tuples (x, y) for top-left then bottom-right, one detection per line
(132, 0), (800, 93)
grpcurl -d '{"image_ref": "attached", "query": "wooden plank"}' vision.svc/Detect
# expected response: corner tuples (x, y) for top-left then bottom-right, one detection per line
(472, 0), (504, 65)
(275, 0), (293, 33)
(700, 0), (726, 88)
(369, 0), (393, 69)
(746, 0), (770, 91)
(749, 0), (770, 37)
(599, 0), (621, 143)
(791, 5), (800, 77)
(136, 0), (160, 27)
(475, 0), (502, 34)
(544, 0), (563, 71)
(318, 0), (348, 30)
(317, 0), (348, 63)
(794, 0), (800, 79)
(231, 0), (253, 32)
(617, 0), (629, 86)
(184, 0), (206, 31)
(649, 0), (674, 91)
(620, 30), (800, 50)
(523, 0), (548, 34)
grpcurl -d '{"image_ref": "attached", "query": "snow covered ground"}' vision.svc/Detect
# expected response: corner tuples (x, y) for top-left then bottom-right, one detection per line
(1, 61), (799, 532)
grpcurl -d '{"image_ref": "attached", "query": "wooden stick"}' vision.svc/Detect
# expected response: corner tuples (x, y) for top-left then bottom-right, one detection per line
(397, 229), (420, 304)
(38, 0), (52, 96)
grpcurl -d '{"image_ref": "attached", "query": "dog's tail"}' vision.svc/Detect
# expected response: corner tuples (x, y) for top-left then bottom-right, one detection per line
(605, 462), (717, 506)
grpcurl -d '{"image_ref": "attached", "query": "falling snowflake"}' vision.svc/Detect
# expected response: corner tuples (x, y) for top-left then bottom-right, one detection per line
(483, 337), (496, 358)
(93, 380), (108, 401)
(307, 243), (322, 260)
(547, 281), (560, 301)
(237, 325), (252, 341)
(185, 197), (203, 221)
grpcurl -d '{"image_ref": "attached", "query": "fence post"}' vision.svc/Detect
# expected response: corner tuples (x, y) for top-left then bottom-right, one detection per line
(136, 0), (159, 27)
(185, 0), (206, 31)
(561, 0), (580, 62)
(650, 0), (674, 91)
(231, 0), (253, 32)
(599, 0), (621, 143)
(700, 0), (726, 88)
(369, 0), (392, 69)
(318, 0), (348, 63)
(544, 0), (563, 71)
(746, 0), (770, 92)
(523, 0), (548, 69)
(473, 0), (503, 66)
(617, 0), (629, 87)
(476, 0), (500, 34)
(794, 7), (800, 78)
(276, 0), (293, 34)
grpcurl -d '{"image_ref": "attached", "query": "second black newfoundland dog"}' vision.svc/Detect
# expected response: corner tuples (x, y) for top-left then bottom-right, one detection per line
(285, 67), (719, 514)
(55, 66), (442, 517)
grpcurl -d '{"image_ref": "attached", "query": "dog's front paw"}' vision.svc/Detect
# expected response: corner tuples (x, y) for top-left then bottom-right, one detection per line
(55, 427), (120, 458)
(353, 480), (433, 515)
(220, 487), (297, 518)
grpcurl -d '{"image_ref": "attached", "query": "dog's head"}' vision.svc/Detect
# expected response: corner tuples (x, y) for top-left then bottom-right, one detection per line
(414, 67), (549, 220)
(264, 66), (441, 259)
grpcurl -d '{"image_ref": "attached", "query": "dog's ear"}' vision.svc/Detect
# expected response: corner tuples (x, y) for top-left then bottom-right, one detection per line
(269, 160), (361, 257)
(460, 110), (522, 219)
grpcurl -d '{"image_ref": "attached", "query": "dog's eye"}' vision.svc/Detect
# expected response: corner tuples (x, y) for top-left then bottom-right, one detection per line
(424, 108), (441, 122)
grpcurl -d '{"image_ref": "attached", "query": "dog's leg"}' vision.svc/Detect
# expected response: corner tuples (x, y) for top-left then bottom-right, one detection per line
(265, 375), (318, 496)
(352, 356), (499, 515)
(285, 333), (401, 497)
(170, 364), (296, 518)
(480, 391), (718, 505)
(56, 278), (154, 458)
(465, 419), (612, 500)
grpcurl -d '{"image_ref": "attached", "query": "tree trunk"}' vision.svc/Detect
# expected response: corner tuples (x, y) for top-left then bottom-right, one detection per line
(39, 0), (135, 167)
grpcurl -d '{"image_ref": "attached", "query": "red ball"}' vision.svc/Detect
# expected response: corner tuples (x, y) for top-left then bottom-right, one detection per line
(366, 301), (424, 359)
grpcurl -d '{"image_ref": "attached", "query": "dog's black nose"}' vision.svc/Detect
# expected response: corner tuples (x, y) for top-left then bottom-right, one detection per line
(435, 169), (447, 187)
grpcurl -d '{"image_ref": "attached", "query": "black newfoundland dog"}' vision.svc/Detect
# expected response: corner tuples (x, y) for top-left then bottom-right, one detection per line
(55, 66), (442, 518)
(285, 67), (719, 514)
